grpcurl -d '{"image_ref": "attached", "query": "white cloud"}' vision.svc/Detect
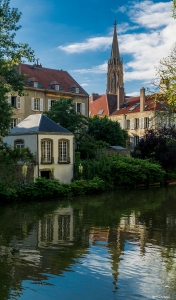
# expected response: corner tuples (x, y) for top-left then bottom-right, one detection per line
(128, 1), (173, 28)
(62, 0), (176, 92)
(58, 37), (112, 53)
(70, 62), (107, 74)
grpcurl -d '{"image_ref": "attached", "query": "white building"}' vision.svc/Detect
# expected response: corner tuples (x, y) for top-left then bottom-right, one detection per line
(3, 114), (74, 183)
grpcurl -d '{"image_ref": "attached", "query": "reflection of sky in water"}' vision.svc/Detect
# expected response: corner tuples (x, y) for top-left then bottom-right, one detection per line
(11, 242), (175, 300)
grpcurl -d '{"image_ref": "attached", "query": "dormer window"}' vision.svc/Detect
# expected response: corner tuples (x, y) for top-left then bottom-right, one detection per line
(55, 84), (59, 91)
(34, 81), (38, 88)
(75, 87), (79, 93)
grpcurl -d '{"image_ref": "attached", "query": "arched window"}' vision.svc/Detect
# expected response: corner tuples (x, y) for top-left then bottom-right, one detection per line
(58, 139), (70, 163)
(41, 139), (53, 164)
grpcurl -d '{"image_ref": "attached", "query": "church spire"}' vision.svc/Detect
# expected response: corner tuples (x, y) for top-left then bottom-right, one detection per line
(106, 21), (124, 106)
(110, 21), (120, 61)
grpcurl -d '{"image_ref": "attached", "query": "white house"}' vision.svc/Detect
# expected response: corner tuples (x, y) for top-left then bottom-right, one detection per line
(3, 114), (75, 184)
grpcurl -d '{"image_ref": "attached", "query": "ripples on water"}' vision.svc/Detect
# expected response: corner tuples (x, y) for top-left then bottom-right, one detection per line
(0, 187), (176, 299)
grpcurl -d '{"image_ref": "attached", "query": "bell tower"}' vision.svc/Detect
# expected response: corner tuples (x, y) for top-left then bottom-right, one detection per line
(106, 21), (124, 106)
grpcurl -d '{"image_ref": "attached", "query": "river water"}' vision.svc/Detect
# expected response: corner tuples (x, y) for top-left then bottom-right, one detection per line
(0, 186), (176, 300)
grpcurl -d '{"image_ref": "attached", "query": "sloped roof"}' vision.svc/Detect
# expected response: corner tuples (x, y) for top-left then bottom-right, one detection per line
(89, 94), (118, 117)
(9, 114), (72, 135)
(112, 95), (166, 115)
(21, 63), (88, 95)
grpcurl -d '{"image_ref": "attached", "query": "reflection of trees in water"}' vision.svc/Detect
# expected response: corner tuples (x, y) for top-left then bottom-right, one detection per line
(0, 187), (176, 297)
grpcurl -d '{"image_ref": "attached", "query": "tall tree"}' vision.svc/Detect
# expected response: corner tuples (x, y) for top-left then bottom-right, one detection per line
(0, 0), (34, 137)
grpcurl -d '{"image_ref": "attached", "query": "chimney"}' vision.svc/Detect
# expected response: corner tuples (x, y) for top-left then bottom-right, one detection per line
(90, 93), (99, 102)
(117, 86), (124, 110)
(140, 87), (145, 113)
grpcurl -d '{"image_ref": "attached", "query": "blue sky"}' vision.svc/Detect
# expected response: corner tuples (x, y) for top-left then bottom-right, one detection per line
(10, 0), (176, 96)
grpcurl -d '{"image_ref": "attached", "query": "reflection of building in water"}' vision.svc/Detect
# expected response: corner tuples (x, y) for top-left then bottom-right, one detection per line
(38, 206), (74, 247)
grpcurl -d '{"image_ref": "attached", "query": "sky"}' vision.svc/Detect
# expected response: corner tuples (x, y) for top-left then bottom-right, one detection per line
(10, 0), (176, 96)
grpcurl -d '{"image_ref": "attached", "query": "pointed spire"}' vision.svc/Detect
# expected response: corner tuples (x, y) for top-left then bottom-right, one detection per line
(110, 20), (120, 60)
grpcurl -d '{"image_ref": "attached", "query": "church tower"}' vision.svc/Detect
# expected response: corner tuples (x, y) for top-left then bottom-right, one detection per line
(106, 21), (124, 107)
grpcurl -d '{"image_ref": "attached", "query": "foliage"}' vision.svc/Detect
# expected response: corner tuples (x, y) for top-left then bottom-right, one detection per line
(75, 154), (165, 189)
(133, 128), (176, 172)
(0, 0), (34, 136)
(173, 0), (176, 18)
(88, 116), (127, 147)
(0, 142), (34, 189)
(45, 98), (88, 134)
(149, 44), (176, 127)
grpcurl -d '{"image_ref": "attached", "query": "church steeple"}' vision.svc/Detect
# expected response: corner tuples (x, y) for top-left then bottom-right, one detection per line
(110, 21), (120, 61)
(106, 21), (124, 106)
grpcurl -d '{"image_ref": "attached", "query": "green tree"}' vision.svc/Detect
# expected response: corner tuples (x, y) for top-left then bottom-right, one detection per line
(0, 0), (34, 137)
(173, 0), (176, 18)
(88, 116), (127, 147)
(149, 43), (176, 127)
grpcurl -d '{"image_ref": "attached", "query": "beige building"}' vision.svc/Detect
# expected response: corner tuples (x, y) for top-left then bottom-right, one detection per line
(9, 62), (89, 128)
(3, 114), (75, 183)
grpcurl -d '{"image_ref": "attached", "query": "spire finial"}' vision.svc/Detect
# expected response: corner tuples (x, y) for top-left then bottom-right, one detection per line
(114, 20), (117, 26)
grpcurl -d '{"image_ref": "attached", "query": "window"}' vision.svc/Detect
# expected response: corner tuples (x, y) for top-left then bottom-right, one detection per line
(55, 85), (59, 90)
(11, 118), (17, 129)
(75, 87), (79, 93)
(8, 96), (21, 109)
(76, 103), (85, 115)
(77, 103), (81, 113)
(31, 98), (43, 111)
(127, 120), (130, 129)
(135, 118), (139, 129)
(48, 99), (56, 110)
(58, 140), (70, 163)
(41, 139), (53, 163)
(14, 139), (24, 149)
(34, 82), (38, 88)
(145, 117), (149, 128)
(11, 118), (21, 129)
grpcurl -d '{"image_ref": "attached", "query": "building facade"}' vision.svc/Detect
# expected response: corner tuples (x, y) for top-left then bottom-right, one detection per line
(3, 114), (75, 183)
(9, 62), (89, 128)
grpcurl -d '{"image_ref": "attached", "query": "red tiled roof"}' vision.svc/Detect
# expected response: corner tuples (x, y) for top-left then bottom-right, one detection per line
(21, 63), (88, 95)
(89, 93), (167, 117)
(112, 95), (166, 115)
(89, 94), (118, 117)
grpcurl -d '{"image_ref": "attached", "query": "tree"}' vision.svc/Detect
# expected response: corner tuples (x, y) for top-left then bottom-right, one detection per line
(0, 0), (34, 137)
(133, 128), (176, 172)
(173, 0), (176, 18)
(45, 98), (88, 134)
(149, 43), (176, 128)
(88, 116), (127, 147)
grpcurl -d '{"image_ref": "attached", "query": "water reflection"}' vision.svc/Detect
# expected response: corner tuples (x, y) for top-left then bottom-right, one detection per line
(0, 187), (176, 299)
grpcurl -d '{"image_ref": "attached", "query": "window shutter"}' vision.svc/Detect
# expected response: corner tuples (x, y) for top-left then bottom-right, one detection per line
(130, 118), (134, 130)
(130, 136), (134, 149)
(81, 103), (85, 115)
(139, 118), (141, 129)
(149, 118), (152, 128)
(141, 118), (144, 129)
(40, 98), (43, 111)
(31, 98), (34, 110)
(8, 96), (11, 105)
(75, 102), (77, 112)
(17, 118), (21, 124)
(17, 96), (21, 109)
(48, 99), (51, 111)
(118, 120), (122, 128)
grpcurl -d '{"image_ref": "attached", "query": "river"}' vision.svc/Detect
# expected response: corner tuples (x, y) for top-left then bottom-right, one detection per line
(0, 186), (176, 300)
